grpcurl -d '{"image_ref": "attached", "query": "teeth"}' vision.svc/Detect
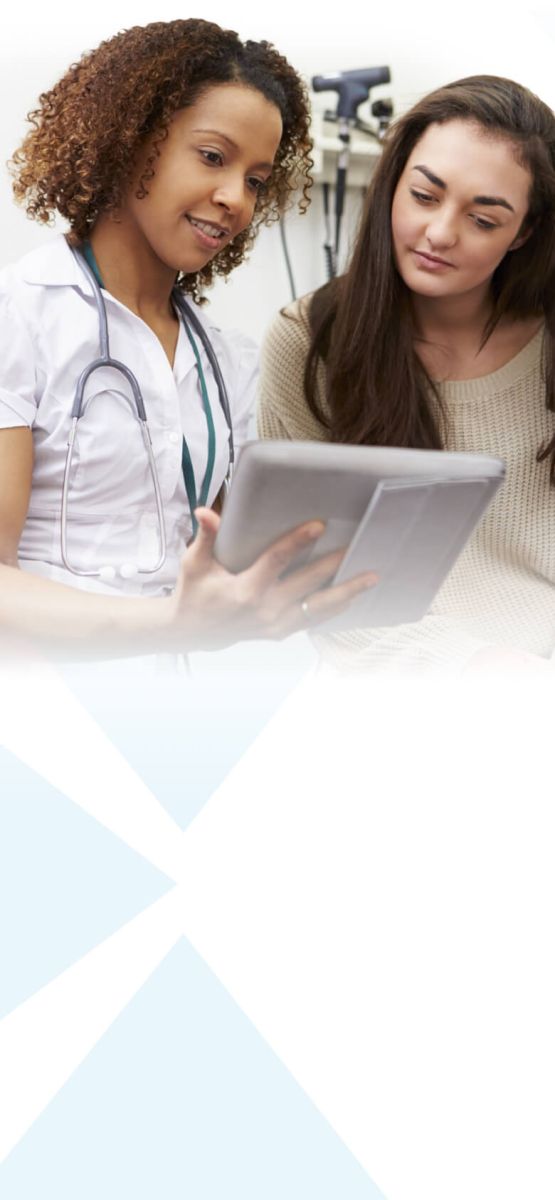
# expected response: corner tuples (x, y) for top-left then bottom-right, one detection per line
(189, 217), (225, 238)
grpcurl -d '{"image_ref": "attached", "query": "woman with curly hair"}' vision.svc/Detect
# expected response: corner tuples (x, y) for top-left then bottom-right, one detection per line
(258, 75), (555, 673)
(0, 18), (372, 657)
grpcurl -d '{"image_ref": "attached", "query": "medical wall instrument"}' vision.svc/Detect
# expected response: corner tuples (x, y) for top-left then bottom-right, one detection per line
(311, 67), (392, 277)
(61, 244), (234, 581)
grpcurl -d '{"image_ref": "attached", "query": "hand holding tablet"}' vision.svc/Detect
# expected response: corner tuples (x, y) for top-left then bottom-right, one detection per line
(214, 442), (505, 632)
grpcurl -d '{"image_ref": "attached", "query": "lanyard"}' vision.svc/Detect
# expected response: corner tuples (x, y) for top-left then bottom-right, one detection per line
(180, 324), (215, 535)
(82, 241), (215, 537)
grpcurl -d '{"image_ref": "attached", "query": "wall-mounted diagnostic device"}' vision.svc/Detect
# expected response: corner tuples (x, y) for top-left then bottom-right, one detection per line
(311, 67), (393, 278)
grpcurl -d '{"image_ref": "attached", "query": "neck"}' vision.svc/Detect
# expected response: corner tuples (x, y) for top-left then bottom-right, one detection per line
(89, 216), (177, 320)
(411, 285), (493, 345)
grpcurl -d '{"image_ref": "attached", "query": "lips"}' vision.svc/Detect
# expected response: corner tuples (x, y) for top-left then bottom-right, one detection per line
(413, 249), (454, 267)
(187, 215), (230, 239)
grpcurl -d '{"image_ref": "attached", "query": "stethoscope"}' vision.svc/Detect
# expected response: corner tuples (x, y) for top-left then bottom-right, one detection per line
(61, 243), (235, 582)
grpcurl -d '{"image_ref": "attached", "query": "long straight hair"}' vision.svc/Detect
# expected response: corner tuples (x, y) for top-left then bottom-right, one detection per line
(304, 76), (555, 479)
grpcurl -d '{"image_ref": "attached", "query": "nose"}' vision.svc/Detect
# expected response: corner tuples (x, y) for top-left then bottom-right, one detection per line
(212, 170), (252, 220)
(426, 206), (458, 251)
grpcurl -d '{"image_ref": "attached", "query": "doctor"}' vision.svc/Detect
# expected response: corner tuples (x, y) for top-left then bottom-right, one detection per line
(0, 19), (373, 657)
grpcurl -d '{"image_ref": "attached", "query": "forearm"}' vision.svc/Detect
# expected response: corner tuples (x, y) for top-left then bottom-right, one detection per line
(0, 508), (378, 662)
(0, 562), (174, 660)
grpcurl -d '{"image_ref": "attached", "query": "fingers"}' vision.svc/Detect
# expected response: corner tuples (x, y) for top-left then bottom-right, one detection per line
(275, 547), (345, 604)
(303, 571), (378, 624)
(272, 569), (378, 638)
(243, 520), (325, 590)
(186, 507), (221, 570)
(176, 511), (376, 645)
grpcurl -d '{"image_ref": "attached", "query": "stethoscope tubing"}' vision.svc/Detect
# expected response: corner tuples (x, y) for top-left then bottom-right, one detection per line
(61, 246), (233, 578)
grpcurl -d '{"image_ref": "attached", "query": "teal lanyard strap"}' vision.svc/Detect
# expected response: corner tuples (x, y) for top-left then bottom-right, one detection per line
(82, 240), (103, 288)
(180, 321), (216, 538)
(81, 241), (216, 538)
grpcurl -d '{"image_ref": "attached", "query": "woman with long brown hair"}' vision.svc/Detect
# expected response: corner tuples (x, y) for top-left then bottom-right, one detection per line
(259, 75), (555, 671)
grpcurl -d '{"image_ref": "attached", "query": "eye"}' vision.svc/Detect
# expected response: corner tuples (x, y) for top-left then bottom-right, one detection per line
(471, 215), (497, 231)
(410, 188), (436, 204)
(200, 149), (224, 167)
(247, 176), (268, 195)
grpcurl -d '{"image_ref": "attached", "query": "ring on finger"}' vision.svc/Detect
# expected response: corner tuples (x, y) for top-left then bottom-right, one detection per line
(300, 598), (311, 623)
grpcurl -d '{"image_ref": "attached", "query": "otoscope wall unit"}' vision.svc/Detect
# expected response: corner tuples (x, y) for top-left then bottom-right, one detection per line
(310, 65), (393, 278)
(310, 112), (383, 187)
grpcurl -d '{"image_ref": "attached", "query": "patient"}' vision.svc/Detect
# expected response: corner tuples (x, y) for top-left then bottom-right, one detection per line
(258, 75), (555, 673)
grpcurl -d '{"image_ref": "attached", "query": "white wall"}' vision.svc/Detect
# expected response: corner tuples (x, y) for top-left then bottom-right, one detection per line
(2, 1), (555, 343)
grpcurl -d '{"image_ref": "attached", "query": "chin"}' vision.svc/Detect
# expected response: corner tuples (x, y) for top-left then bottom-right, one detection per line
(157, 238), (219, 278)
(400, 270), (451, 297)
(181, 249), (223, 276)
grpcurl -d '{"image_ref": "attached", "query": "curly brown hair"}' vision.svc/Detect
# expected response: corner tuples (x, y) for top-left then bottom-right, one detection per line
(10, 19), (312, 296)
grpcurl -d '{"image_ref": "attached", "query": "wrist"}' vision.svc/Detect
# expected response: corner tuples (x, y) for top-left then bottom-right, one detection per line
(120, 593), (178, 653)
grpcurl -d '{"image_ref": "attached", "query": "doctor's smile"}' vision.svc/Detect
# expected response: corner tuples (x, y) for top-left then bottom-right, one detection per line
(185, 217), (231, 250)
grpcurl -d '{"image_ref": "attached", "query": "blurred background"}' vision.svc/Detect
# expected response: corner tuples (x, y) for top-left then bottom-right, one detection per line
(2, 0), (555, 342)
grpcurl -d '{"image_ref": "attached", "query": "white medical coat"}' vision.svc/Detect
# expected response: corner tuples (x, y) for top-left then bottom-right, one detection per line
(0, 235), (256, 594)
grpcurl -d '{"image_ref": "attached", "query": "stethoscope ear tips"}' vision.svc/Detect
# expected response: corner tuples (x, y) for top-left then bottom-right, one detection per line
(120, 562), (139, 580)
(98, 565), (117, 583)
(95, 563), (142, 582)
(98, 563), (138, 581)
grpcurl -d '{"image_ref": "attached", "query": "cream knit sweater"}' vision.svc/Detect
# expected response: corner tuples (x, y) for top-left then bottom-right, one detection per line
(257, 298), (555, 672)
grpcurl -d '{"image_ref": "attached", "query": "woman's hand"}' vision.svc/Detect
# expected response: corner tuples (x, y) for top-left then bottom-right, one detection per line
(168, 507), (377, 650)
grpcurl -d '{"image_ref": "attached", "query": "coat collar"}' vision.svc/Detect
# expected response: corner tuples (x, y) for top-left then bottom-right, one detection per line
(19, 234), (96, 292)
(19, 235), (218, 331)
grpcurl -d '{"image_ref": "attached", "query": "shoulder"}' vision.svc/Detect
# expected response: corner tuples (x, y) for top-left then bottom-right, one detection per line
(0, 236), (88, 340)
(258, 292), (330, 442)
(0, 241), (77, 417)
(262, 294), (313, 361)
(262, 278), (340, 365)
(260, 295), (316, 395)
(0, 235), (77, 294)
(0, 235), (96, 360)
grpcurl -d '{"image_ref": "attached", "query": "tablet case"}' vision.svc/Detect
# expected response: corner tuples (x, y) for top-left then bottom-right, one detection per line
(214, 442), (505, 630)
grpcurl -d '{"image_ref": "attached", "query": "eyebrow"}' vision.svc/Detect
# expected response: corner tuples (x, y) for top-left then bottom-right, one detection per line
(191, 128), (274, 172)
(411, 165), (515, 212)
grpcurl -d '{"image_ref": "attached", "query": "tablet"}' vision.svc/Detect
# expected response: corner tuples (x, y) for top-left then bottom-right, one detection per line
(214, 441), (505, 630)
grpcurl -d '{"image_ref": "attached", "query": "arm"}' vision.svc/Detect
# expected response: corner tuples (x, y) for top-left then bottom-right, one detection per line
(0, 429), (374, 660)
(0, 426), (173, 655)
(0, 428), (33, 566)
